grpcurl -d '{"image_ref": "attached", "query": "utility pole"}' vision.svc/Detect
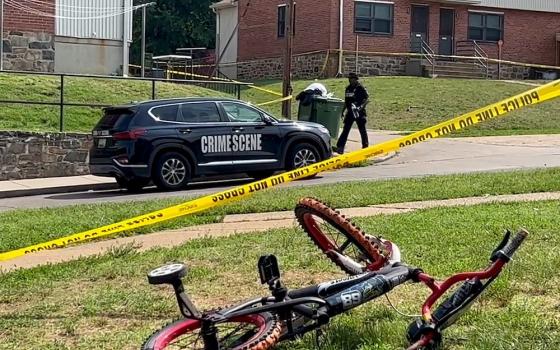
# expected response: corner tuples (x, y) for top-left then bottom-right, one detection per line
(281, 0), (295, 119)
(122, 0), (128, 76)
(138, 2), (156, 77)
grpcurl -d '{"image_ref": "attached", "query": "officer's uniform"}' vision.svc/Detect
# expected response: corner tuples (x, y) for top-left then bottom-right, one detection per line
(336, 79), (369, 153)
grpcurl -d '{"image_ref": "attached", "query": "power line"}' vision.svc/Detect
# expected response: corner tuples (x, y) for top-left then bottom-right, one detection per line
(19, 0), (131, 12)
(5, 0), (138, 20)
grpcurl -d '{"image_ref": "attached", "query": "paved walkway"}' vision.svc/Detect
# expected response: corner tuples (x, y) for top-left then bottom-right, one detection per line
(2, 191), (559, 273)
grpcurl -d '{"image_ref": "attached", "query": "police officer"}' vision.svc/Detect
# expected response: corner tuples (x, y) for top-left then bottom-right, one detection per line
(336, 73), (369, 154)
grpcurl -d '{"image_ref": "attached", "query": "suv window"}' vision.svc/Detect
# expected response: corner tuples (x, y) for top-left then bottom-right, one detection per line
(151, 104), (179, 122)
(96, 109), (134, 130)
(179, 102), (221, 123)
(222, 102), (263, 123)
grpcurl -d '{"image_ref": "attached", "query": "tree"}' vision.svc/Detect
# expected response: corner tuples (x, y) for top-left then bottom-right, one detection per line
(130, 0), (216, 65)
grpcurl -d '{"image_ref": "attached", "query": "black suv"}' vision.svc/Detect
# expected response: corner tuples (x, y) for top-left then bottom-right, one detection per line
(89, 97), (332, 191)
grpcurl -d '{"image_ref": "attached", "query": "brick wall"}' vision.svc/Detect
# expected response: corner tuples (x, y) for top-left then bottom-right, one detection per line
(4, 0), (55, 33)
(2, 0), (55, 72)
(237, 0), (335, 61)
(238, 0), (560, 68)
(347, 1), (560, 66)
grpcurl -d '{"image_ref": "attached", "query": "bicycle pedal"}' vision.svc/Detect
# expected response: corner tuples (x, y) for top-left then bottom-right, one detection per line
(147, 263), (187, 285)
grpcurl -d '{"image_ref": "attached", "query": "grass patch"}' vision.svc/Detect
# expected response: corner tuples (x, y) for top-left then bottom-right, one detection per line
(0, 201), (558, 349)
(0, 73), (232, 132)
(3, 75), (558, 136)
(2, 167), (560, 254)
(243, 77), (560, 137)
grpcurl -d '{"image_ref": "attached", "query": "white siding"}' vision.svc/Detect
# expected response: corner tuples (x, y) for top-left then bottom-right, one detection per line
(216, 5), (238, 78)
(478, 0), (560, 13)
(56, 0), (133, 41)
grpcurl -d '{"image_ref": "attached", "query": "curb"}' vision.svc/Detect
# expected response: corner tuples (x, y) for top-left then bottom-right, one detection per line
(0, 152), (400, 199)
(372, 151), (399, 163)
(0, 182), (119, 199)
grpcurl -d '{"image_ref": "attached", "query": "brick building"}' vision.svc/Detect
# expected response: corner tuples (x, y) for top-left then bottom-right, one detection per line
(212, 0), (560, 79)
(1, 0), (133, 75)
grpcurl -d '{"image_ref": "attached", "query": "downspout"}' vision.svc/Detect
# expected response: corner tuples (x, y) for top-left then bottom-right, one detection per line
(213, 7), (220, 77)
(338, 0), (344, 76)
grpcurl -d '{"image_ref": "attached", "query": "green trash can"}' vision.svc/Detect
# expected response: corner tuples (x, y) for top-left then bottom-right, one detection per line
(298, 96), (344, 142)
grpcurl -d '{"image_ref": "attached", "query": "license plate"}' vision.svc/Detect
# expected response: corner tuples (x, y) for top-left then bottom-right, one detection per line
(97, 138), (107, 148)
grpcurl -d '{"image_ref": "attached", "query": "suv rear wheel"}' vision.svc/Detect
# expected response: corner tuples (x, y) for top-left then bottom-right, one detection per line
(287, 142), (320, 177)
(153, 152), (191, 191)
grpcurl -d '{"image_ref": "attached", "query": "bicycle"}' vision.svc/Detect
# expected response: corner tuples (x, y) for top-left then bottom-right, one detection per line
(141, 199), (528, 350)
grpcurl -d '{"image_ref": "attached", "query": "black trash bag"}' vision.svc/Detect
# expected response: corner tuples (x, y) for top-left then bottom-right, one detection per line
(296, 88), (323, 106)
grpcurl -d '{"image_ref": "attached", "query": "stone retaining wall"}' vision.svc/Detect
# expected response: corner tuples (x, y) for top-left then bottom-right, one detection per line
(490, 63), (532, 80)
(0, 132), (91, 180)
(237, 52), (408, 80)
(237, 53), (331, 80)
(343, 54), (407, 76)
(2, 31), (55, 72)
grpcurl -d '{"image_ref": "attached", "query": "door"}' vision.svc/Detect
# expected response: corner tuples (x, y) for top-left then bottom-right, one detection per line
(175, 102), (232, 168)
(439, 9), (455, 56)
(220, 101), (282, 169)
(411, 5), (429, 53)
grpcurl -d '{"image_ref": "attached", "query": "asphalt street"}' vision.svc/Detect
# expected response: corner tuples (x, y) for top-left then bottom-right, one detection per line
(1, 134), (559, 212)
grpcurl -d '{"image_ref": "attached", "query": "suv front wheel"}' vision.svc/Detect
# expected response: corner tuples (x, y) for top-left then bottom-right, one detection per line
(153, 152), (191, 191)
(287, 143), (320, 176)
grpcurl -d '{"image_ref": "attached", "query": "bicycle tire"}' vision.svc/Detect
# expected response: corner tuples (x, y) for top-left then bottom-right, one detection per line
(141, 312), (282, 350)
(295, 197), (392, 274)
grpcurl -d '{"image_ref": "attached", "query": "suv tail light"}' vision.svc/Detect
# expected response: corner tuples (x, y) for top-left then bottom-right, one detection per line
(112, 129), (147, 141)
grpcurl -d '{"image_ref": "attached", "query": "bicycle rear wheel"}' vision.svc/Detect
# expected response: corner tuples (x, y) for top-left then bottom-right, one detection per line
(142, 313), (282, 350)
(295, 197), (393, 274)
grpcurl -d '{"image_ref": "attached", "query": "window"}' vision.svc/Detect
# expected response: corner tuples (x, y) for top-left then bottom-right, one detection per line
(354, 2), (393, 35)
(277, 4), (296, 38)
(222, 102), (263, 123)
(179, 103), (221, 123)
(151, 105), (179, 122)
(468, 12), (503, 42)
(278, 5), (286, 37)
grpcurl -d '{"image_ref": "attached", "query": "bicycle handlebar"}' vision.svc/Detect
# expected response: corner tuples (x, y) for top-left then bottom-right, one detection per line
(408, 229), (528, 350)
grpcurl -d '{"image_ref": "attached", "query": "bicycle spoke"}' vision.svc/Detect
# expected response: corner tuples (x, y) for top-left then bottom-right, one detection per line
(339, 239), (352, 252)
(310, 213), (370, 267)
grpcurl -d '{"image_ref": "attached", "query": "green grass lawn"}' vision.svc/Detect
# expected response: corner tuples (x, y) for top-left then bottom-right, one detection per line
(0, 200), (558, 349)
(1, 73), (558, 136)
(0, 73), (232, 132)
(2, 167), (560, 255)
(243, 77), (560, 137)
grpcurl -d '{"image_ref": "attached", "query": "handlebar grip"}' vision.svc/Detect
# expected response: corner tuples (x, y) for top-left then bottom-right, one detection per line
(287, 285), (319, 299)
(501, 229), (529, 259)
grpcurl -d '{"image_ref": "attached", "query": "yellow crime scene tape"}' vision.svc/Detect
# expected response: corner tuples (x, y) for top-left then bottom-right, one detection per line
(128, 64), (284, 98)
(157, 65), (284, 97)
(256, 95), (293, 106)
(1, 80), (559, 261)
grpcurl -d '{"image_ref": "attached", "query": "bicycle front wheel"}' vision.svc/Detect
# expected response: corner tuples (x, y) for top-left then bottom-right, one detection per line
(142, 313), (282, 350)
(295, 197), (392, 274)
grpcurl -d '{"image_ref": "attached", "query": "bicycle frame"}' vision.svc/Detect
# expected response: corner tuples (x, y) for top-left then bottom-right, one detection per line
(147, 229), (527, 350)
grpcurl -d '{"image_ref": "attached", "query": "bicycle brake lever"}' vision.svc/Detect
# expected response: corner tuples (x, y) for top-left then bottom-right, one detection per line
(490, 230), (511, 262)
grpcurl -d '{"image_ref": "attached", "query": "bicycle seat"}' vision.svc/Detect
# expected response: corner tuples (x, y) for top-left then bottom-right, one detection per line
(147, 263), (187, 285)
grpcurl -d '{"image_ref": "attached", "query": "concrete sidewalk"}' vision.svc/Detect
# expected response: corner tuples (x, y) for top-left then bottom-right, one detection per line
(2, 191), (559, 272)
(0, 129), (401, 199)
